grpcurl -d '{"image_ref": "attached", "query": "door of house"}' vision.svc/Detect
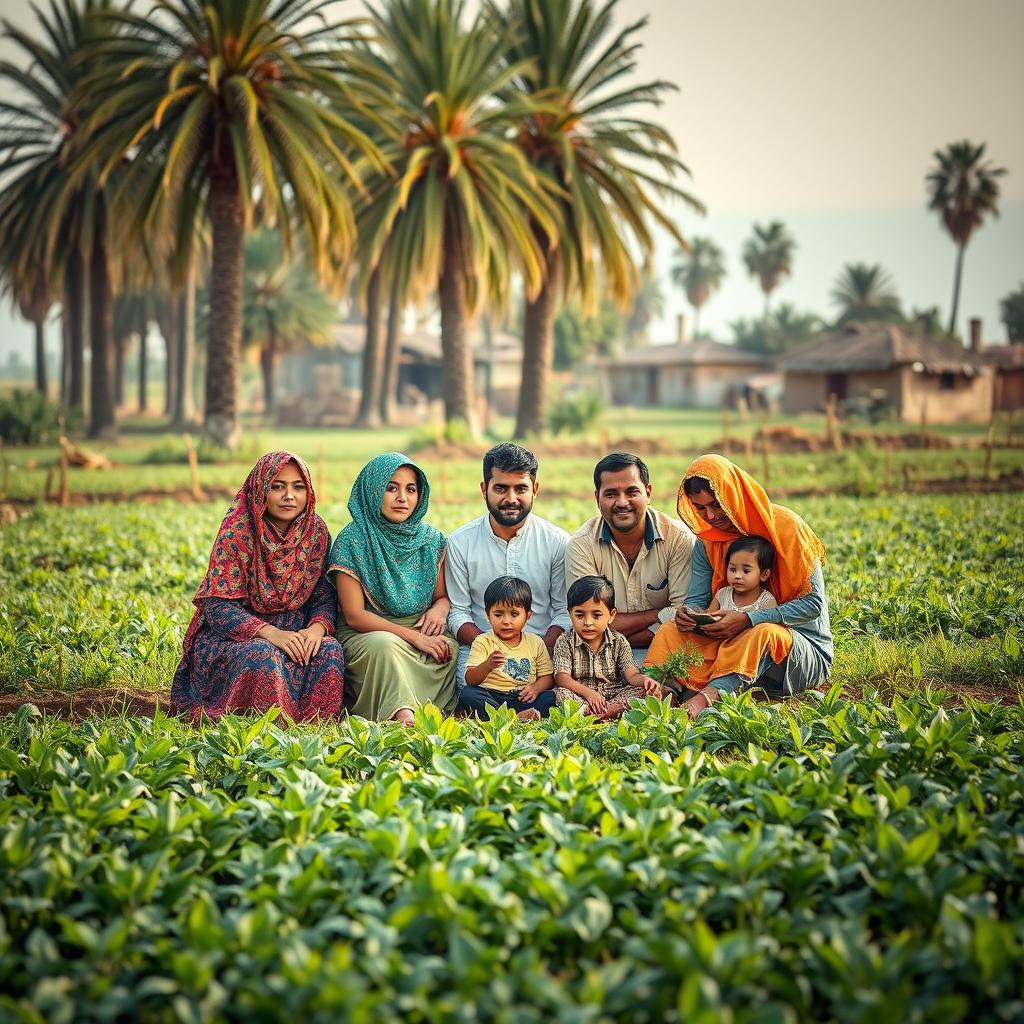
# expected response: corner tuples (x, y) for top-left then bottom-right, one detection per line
(647, 368), (659, 405)
(826, 372), (848, 402)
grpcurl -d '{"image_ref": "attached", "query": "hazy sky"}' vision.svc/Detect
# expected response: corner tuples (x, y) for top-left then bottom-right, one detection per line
(1, 0), (1022, 362)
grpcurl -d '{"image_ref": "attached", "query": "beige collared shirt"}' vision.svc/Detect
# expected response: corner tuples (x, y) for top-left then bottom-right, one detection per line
(565, 509), (695, 631)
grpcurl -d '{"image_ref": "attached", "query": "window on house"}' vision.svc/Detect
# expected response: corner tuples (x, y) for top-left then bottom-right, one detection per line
(939, 372), (957, 391)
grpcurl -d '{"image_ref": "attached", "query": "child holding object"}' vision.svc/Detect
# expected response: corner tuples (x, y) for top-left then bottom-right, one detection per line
(703, 535), (778, 616)
(459, 576), (556, 721)
(553, 575), (662, 720)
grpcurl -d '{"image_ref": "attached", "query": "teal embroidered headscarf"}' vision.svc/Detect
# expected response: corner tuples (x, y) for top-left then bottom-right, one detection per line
(327, 452), (445, 617)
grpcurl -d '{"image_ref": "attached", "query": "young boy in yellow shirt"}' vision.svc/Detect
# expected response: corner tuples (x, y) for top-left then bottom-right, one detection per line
(458, 576), (556, 721)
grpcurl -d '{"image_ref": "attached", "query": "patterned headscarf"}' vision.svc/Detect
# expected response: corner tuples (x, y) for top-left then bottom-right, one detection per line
(327, 452), (445, 617)
(677, 454), (826, 603)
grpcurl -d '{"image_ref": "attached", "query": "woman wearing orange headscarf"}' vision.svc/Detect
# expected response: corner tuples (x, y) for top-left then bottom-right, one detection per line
(644, 455), (832, 716)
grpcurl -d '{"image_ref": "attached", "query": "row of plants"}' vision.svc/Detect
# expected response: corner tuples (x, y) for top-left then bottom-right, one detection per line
(0, 688), (1022, 1020)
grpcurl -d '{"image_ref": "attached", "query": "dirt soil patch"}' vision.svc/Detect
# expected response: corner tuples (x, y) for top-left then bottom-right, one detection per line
(0, 687), (168, 720)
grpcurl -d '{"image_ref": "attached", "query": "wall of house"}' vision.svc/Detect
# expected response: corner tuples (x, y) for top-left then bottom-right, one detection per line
(782, 372), (827, 414)
(996, 370), (1024, 411)
(609, 364), (762, 408)
(692, 365), (762, 408)
(898, 367), (993, 423)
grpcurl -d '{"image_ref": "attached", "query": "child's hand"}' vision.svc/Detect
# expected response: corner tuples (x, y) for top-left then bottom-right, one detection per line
(519, 682), (541, 703)
(487, 649), (508, 671)
(639, 674), (662, 697)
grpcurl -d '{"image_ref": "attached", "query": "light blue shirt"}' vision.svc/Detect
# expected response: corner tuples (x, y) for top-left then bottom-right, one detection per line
(445, 513), (572, 637)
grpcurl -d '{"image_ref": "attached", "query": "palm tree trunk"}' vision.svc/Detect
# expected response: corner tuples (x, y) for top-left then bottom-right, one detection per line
(205, 163), (244, 448)
(948, 243), (966, 338)
(379, 280), (402, 424)
(114, 333), (128, 407)
(515, 251), (560, 438)
(355, 265), (384, 428)
(173, 256), (196, 427)
(161, 294), (179, 418)
(88, 198), (116, 439)
(260, 315), (278, 418)
(34, 319), (47, 396)
(438, 218), (475, 429)
(64, 248), (85, 411)
(138, 316), (148, 413)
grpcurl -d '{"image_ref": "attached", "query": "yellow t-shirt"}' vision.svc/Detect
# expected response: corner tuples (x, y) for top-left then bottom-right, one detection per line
(466, 632), (553, 692)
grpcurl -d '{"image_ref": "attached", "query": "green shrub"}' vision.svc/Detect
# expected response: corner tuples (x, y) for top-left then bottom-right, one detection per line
(406, 418), (474, 451)
(547, 393), (603, 436)
(142, 433), (267, 465)
(0, 390), (79, 445)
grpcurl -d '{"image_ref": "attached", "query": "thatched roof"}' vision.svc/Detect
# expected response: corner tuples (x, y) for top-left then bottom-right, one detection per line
(780, 323), (985, 375)
(604, 340), (770, 369)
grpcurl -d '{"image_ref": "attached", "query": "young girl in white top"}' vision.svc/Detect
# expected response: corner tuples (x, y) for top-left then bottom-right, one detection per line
(708, 535), (778, 614)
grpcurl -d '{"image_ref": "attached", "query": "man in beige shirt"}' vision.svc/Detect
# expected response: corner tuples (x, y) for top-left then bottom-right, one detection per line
(565, 452), (695, 657)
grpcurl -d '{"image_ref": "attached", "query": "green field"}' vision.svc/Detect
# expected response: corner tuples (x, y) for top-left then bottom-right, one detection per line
(2, 416), (1023, 1018)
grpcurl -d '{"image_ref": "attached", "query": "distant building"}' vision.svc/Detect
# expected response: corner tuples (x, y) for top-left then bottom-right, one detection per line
(601, 320), (771, 409)
(780, 322), (992, 423)
(276, 322), (524, 423)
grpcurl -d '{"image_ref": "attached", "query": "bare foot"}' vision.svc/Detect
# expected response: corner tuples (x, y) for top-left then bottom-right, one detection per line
(391, 708), (415, 727)
(516, 708), (541, 722)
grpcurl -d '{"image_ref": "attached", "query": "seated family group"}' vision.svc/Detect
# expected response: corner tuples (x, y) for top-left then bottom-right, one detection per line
(169, 445), (833, 724)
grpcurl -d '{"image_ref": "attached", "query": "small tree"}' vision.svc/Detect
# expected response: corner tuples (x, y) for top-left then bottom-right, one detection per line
(670, 238), (726, 338)
(1000, 284), (1024, 343)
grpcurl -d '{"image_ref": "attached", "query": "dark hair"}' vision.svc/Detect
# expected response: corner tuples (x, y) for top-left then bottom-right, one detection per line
(683, 475), (712, 496)
(483, 443), (538, 484)
(725, 535), (776, 573)
(484, 575), (533, 613)
(593, 452), (650, 491)
(566, 574), (615, 611)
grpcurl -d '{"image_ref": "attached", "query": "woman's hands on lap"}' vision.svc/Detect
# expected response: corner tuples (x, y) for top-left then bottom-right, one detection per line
(409, 631), (452, 663)
(701, 611), (750, 640)
(259, 622), (327, 664)
(414, 598), (449, 637)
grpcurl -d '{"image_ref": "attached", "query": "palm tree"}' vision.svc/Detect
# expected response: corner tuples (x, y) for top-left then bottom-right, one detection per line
(500, 0), (702, 435)
(81, 0), (386, 448)
(242, 230), (336, 417)
(0, 0), (118, 431)
(830, 263), (903, 326)
(742, 221), (795, 315)
(926, 141), (1006, 337)
(670, 237), (725, 338)
(349, 0), (562, 431)
(1, 261), (53, 396)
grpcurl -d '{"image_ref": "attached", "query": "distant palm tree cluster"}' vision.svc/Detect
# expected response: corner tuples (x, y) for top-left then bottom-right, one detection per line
(0, 0), (704, 444)
(668, 143), (1008, 354)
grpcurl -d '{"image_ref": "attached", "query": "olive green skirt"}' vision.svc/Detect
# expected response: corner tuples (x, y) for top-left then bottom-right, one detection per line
(337, 612), (459, 721)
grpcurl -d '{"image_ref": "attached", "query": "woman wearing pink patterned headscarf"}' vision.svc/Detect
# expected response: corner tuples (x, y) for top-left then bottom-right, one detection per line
(169, 451), (345, 721)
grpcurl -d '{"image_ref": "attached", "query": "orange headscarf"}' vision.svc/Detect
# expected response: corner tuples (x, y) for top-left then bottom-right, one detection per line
(676, 454), (826, 603)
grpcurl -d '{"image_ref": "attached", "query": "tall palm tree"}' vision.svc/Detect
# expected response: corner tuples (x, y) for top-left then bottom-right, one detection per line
(500, 0), (703, 436)
(742, 220), (795, 315)
(830, 263), (903, 326)
(1, 262), (53, 396)
(0, 0), (118, 430)
(349, 0), (561, 431)
(626, 269), (665, 348)
(926, 140), (1006, 337)
(81, 0), (386, 447)
(670, 237), (725, 338)
(242, 229), (337, 417)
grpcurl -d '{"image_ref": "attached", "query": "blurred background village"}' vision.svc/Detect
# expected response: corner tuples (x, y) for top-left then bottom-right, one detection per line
(0, 0), (1022, 499)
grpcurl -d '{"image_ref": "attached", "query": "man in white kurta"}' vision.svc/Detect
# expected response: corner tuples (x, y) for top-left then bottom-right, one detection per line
(445, 443), (571, 696)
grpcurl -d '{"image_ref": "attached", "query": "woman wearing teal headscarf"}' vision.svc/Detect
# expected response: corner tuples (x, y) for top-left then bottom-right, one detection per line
(329, 453), (458, 724)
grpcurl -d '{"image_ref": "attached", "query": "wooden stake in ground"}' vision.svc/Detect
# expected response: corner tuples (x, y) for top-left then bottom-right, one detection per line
(183, 434), (203, 500)
(316, 445), (326, 504)
(759, 413), (770, 484)
(58, 440), (70, 508)
(883, 437), (892, 490)
(983, 423), (996, 481)
(721, 406), (731, 454)
(825, 393), (843, 452)
(1007, 409), (1016, 445)
(919, 396), (928, 441)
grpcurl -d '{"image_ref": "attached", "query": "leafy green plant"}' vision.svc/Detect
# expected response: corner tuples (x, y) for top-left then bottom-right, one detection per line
(0, 391), (79, 445)
(547, 393), (603, 436)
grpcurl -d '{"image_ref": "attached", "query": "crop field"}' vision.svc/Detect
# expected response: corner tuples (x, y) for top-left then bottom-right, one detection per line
(1, 421), (1023, 1019)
